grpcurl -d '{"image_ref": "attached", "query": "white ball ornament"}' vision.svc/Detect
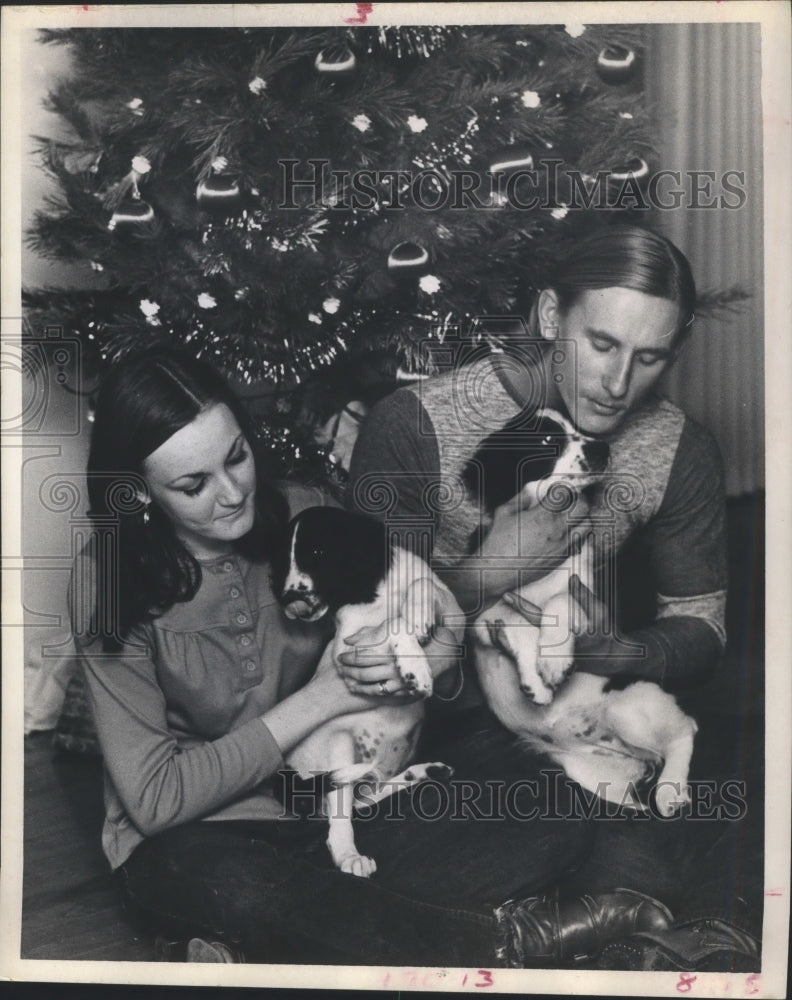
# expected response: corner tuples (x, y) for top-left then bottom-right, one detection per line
(418, 274), (441, 294)
(351, 114), (372, 132)
(131, 155), (151, 175)
(139, 299), (161, 324)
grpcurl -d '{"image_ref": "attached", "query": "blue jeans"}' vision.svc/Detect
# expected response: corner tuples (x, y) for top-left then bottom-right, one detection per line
(116, 714), (592, 966)
(116, 709), (758, 964)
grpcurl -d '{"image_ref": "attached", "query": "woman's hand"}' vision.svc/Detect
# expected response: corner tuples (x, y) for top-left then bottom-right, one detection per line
(264, 642), (398, 755)
(336, 620), (461, 697)
(303, 641), (414, 713)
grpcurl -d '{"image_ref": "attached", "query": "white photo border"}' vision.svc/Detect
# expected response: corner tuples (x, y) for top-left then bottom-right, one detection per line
(2, 3), (789, 995)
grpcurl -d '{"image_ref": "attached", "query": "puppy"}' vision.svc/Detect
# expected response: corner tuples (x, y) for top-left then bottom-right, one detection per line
(468, 408), (698, 816)
(270, 506), (457, 877)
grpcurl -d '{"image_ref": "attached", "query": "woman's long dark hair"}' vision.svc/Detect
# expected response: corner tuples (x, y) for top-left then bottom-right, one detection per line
(85, 347), (288, 650)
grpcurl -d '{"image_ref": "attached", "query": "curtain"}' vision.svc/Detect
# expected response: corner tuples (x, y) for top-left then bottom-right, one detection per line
(645, 23), (764, 495)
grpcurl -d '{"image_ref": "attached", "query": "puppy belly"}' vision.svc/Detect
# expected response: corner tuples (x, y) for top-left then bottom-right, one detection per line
(287, 706), (423, 783)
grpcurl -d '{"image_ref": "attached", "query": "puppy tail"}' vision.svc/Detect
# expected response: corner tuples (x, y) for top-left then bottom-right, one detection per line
(519, 736), (656, 813)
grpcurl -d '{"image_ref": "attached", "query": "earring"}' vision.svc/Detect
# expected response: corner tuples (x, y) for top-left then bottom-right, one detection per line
(543, 324), (559, 340)
(142, 505), (151, 526)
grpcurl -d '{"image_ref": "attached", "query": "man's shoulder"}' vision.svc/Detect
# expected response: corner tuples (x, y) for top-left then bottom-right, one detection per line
(406, 354), (497, 399)
(611, 394), (686, 462)
(406, 355), (516, 437)
(617, 395), (723, 470)
(629, 393), (685, 427)
(640, 396), (723, 467)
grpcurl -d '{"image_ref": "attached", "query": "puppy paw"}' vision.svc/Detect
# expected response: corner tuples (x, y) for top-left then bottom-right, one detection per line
(523, 683), (553, 705)
(654, 781), (691, 817)
(398, 663), (433, 696)
(339, 852), (377, 878)
(425, 763), (454, 782)
(537, 654), (573, 691)
(402, 578), (436, 643)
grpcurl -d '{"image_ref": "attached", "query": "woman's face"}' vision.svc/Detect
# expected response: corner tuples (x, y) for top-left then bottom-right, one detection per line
(141, 403), (257, 559)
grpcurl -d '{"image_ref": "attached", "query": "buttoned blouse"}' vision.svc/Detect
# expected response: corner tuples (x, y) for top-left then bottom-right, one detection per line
(73, 483), (333, 870)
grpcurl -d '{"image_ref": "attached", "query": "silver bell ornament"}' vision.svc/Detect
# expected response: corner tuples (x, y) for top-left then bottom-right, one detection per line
(196, 157), (242, 211)
(596, 45), (638, 85)
(108, 197), (155, 231)
(387, 241), (430, 275)
(315, 45), (357, 76)
(106, 155), (155, 230)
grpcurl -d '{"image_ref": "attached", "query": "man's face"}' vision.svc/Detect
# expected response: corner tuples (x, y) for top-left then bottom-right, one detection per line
(549, 286), (682, 436)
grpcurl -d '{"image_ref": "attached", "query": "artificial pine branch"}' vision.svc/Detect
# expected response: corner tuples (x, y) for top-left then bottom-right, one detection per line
(27, 23), (657, 481)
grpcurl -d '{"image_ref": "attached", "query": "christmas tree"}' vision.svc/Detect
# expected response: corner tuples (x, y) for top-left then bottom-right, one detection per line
(24, 23), (651, 491)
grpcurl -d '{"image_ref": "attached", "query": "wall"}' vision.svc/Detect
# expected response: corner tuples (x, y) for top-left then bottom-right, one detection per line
(21, 32), (94, 730)
(646, 22), (764, 496)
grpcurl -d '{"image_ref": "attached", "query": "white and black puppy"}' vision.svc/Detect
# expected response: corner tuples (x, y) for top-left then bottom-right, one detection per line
(271, 506), (457, 877)
(468, 408), (697, 816)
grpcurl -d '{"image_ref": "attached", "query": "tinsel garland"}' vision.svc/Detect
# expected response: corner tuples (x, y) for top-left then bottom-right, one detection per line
(24, 23), (662, 486)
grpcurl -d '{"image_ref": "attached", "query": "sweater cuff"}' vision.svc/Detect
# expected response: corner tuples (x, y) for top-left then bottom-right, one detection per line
(257, 718), (286, 776)
(575, 615), (722, 690)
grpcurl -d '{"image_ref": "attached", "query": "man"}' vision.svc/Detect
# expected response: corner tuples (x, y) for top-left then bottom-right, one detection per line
(348, 225), (725, 694)
(343, 224), (759, 971)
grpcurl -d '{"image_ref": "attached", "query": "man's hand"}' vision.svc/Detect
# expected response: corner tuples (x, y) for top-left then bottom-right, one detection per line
(480, 484), (591, 562)
(502, 590), (547, 626)
(568, 574), (621, 677)
(443, 489), (591, 615)
(401, 574), (464, 641)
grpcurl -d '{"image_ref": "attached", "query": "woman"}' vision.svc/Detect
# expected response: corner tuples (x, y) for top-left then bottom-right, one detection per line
(72, 347), (672, 967)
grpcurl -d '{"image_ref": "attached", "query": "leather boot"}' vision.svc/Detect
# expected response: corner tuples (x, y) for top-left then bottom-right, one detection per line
(187, 937), (243, 963)
(154, 936), (244, 962)
(596, 917), (760, 972)
(494, 888), (673, 967)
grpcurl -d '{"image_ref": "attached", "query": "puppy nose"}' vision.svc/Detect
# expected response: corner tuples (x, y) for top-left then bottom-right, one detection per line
(583, 439), (609, 472)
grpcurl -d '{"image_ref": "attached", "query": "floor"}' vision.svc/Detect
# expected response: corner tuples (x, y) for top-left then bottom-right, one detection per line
(18, 494), (766, 964)
(21, 737), (152, 962)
